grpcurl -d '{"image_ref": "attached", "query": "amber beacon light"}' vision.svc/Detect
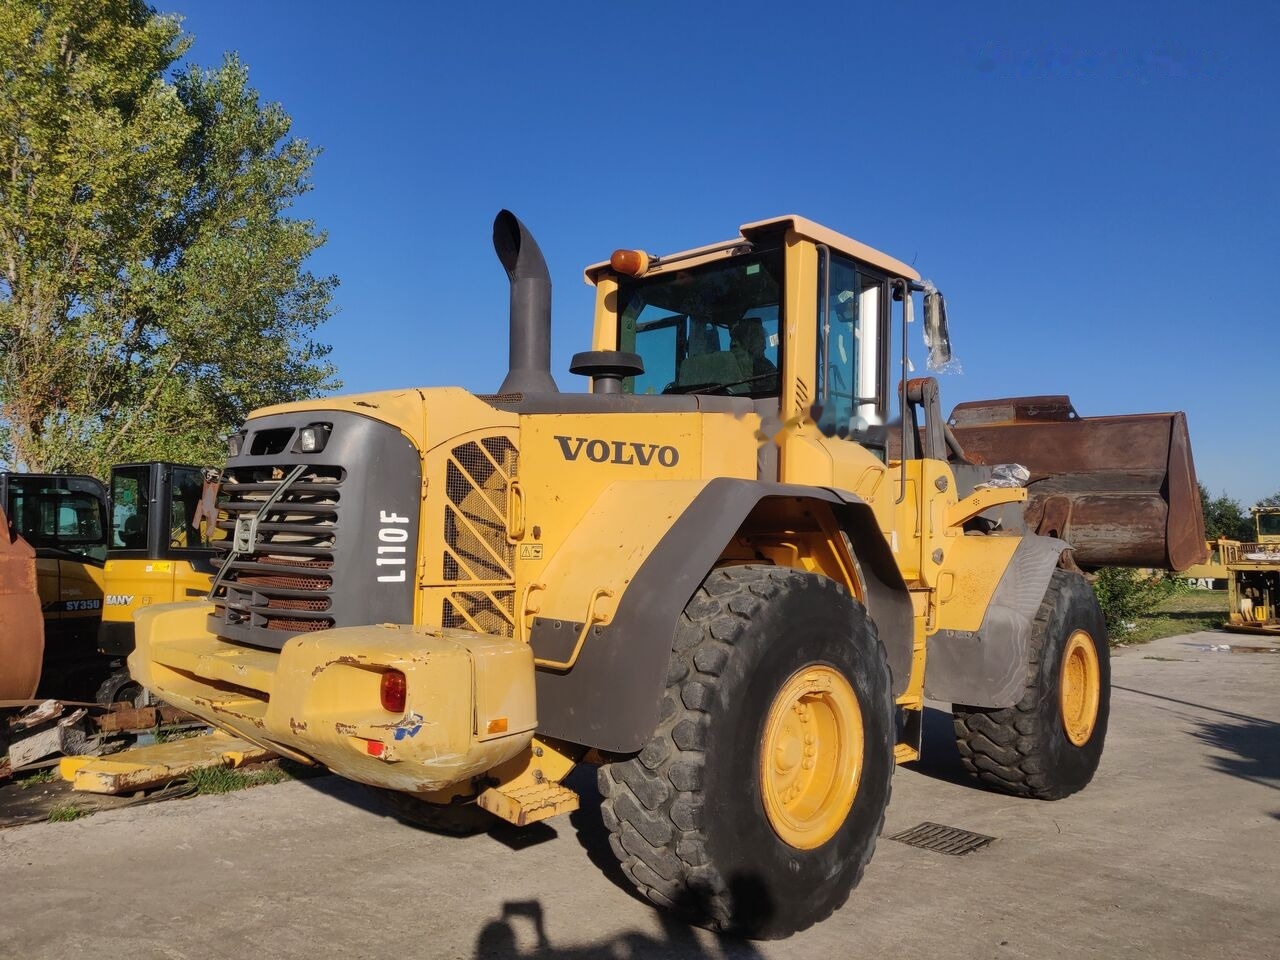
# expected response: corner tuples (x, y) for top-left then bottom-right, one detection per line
(609, 248), (650, 276)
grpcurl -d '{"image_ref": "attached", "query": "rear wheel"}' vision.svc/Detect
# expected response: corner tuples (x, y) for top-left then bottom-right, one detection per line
(953, 569), (1110, 800)
(598, 565), (894, 939)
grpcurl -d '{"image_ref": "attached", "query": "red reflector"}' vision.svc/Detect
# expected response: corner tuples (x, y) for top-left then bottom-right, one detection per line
(366, 740), (384, 757)
(380, 669), (407, 713)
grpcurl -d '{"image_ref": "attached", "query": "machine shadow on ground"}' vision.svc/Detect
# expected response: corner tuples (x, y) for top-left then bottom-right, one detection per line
(901, 706), (972, 788)
(471, 897), (767, 960)
(1113, 682), (1280, 791)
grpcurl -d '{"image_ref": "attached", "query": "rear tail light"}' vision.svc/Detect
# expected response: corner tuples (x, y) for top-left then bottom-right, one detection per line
(380, 669), (407, 713)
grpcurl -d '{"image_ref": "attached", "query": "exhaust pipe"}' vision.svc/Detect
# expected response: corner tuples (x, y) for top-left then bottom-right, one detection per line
(493, 210), (557, 395)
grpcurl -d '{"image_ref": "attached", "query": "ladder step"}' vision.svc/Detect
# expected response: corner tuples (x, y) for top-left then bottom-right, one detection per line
(476, 781), (579, 826)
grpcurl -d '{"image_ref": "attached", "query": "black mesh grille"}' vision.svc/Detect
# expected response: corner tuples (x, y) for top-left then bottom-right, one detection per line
(212, 463), (343, 635)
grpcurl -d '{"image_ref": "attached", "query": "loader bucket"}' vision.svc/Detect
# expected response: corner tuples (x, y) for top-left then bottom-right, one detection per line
(947, 396), (1207, 571)
(0, 508), (44, 700)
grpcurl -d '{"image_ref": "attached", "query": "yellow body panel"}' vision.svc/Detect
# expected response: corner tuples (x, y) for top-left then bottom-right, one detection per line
(101, 557), (212, 625)
(130, 603), (537, 794)
(37, 557), (105, 621)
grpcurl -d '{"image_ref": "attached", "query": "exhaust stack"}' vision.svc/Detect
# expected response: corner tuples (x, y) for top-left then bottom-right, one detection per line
(493, 210), (558, 395)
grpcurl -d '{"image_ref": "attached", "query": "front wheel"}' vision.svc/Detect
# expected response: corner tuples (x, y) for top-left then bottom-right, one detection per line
(953, 568), (1111, 800)
(598, 565), (894, 939)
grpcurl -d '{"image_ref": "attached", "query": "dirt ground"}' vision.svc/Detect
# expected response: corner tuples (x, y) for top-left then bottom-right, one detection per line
(1, 629), (1276, 960)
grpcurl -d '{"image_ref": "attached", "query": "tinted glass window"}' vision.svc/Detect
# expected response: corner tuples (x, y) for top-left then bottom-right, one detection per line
(618, 247), (783, 398)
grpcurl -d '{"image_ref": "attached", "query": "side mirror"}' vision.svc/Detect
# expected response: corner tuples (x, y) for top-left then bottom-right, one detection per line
(923, 288), (952, 369)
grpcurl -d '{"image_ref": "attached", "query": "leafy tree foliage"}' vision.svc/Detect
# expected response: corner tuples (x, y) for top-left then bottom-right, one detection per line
(0, 0), (338, 476)
(1092, 567), (1184, 640)
(1199, 484), (1254, 543)
(1258, 491), (1280, 508)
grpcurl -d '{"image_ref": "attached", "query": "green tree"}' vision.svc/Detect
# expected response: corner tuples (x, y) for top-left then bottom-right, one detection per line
(0, 0), (338, 477)
(1257, 491), (1280, 508)
(1199, 484), (1253, 542)
(1092, 567), (1183, 640)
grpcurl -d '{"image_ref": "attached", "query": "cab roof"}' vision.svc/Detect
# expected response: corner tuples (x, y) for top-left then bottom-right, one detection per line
(584, 214), (921, 284)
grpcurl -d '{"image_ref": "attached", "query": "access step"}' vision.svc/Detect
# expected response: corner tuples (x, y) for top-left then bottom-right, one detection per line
(477, 781), (579, 826)
(60, 731), (275, 794)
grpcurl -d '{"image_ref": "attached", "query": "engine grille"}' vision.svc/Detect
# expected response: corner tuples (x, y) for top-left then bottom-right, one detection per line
(442, 437), (516, 636)
(212, 463), (343, 635)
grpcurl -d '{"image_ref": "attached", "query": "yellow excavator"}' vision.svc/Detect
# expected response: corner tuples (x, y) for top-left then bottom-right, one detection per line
(0, 473), (108, 699)
(95, 462), (218, 704)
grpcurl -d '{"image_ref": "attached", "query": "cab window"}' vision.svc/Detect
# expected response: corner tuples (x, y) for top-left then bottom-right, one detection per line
(110, 466), (150, 549)
(618, 247), (784, 399)
(816, 252), (887, 438)
(169, 466), (207, 548)
(9, 479), (107, 561)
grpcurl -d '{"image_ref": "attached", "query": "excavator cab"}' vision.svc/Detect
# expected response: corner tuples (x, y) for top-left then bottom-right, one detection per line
(96, 463), (218, 703)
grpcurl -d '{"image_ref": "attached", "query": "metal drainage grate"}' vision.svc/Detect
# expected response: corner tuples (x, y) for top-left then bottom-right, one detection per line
(887, 822), (995, 856)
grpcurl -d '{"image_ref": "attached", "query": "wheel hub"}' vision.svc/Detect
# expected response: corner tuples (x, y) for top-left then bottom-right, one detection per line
(759, 665), (863, 850)
(1059, 630), (1101, 746)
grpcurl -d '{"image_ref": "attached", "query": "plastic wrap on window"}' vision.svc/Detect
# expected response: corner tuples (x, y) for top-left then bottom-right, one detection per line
(921, 279), (963, 374)
(974, 463), (1031, 489)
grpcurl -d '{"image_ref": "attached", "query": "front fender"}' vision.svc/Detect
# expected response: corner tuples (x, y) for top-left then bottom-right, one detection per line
(532, 477), (911, 753)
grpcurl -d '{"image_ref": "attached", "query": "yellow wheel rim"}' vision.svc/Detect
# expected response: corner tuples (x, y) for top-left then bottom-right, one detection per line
(759, 665), (863, 850)
(1059, 630), (1101, 747)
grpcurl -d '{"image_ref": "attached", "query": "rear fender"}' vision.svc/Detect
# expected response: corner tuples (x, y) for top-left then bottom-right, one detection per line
(531, 477), (911, 753)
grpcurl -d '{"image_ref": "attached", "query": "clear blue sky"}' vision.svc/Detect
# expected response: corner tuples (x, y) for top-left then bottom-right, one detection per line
(165, 1), (1278, 508)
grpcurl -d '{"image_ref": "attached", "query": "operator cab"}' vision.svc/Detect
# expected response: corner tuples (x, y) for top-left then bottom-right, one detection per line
(590, 216), (930, 454)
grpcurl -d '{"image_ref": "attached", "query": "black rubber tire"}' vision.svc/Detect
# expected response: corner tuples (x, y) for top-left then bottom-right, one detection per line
(597, 565), (894, 940)
(952, 568), (1111, 800)
(94, 667), (147, 708)
(372, 788), (495, 836)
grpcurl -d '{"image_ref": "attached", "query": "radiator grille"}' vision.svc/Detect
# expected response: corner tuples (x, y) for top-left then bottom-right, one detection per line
(212, 463), (343, 635)
(442, 438), (516, 636)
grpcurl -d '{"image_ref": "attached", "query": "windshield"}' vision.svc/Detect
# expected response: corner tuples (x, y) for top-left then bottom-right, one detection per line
(7, 477), (107, 562)
(1257, 511), (1280, 538)
(617, 247), (784, 398)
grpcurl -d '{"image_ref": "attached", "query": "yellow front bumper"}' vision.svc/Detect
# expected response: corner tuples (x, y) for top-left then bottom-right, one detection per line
(128, 603), (537, 793)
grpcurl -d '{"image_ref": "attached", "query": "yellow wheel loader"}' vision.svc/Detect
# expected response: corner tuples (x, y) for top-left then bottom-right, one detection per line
(130, 212), (1205, 938)
(1221, 506), (1280, 634)
(96, 462), (219, 705)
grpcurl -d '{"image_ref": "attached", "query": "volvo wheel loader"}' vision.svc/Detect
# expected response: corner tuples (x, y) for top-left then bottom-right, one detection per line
(129, 211), (1205, 939)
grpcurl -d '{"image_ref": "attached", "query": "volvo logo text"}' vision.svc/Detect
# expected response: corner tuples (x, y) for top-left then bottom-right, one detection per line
(554, 436), (680, 467)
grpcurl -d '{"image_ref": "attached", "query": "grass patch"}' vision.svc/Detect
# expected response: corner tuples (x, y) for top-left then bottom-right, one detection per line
(1112, 589), (1227, 646)
(47, 803), (86, 822)
(153, 724), (211, 744)
(17, 768), (57, 789)
(187, 762), (293, 795)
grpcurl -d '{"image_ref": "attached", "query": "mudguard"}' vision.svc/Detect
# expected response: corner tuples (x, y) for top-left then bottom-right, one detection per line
(924, 535), (1069, 708)
(532, 477), (913, 753)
